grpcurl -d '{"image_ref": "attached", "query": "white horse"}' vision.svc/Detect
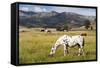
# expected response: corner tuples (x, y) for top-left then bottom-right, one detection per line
(49, 35), (84, 56)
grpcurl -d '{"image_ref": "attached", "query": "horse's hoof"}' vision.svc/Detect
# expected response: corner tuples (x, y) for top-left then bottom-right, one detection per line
(78, 54), (81, 56)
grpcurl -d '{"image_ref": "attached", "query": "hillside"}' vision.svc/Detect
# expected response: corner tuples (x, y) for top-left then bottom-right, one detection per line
(19, 10), (96, 28)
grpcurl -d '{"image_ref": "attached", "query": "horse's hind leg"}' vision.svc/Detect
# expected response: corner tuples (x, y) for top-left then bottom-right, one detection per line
(78, 48), (81, 56)
(81, 47), (85, 56)
(78, 45), (85, 56)
(77, 43), (83, 56)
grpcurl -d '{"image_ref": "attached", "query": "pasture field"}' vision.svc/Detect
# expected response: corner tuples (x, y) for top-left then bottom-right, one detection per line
(19, 28), (97, 64)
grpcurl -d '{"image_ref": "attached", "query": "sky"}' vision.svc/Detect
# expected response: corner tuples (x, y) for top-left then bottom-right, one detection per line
(19, 4), (96, 16)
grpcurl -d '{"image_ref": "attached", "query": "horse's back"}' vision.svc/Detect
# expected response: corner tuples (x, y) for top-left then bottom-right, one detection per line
(72, 35), (84, 45)
(72, 35), (83, 39)
(55, 35), (84, 46)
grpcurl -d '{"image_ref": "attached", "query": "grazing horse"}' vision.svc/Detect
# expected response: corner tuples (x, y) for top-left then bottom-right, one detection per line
(40, 29), (45, 32)
(45, 30), (51, 33)
(49, 35), (84, 56)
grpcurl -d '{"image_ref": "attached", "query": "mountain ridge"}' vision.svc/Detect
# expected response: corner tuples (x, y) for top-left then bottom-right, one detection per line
(19, 10), (96, 28)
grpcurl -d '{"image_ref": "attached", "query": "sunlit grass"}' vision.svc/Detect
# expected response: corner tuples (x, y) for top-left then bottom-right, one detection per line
(19, 29), (96, 64)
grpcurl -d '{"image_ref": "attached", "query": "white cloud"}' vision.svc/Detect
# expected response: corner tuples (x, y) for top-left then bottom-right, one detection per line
(19, 5), (47, 12)
(42, 8), (47, 12)
(20, 7), (29, 11)
(54, 7), (68, 12)
(50, 7), (96, 16)
(51, 7), (82, 13)
(33, 6), (47, 12)
(34, 7), (42, 12)
(19, 4), (96, 16)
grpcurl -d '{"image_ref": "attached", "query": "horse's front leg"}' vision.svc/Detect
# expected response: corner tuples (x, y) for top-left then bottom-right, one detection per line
(63, 44), (68, 56)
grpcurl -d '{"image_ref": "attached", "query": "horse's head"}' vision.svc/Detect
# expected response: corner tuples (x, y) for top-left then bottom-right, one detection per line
(49, 47), (55, 57)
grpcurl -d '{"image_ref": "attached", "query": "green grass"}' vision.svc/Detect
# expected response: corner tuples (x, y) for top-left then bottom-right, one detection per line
(19, 29), (96, 64)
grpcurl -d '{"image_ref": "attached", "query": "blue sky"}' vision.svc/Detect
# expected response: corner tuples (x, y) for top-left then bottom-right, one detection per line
(19, 4), (96, 16)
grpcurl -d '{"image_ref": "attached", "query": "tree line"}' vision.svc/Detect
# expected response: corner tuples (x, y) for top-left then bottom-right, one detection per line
(56, 19), (95, 31)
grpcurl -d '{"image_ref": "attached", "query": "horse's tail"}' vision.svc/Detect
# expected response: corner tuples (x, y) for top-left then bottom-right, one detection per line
(82, 38), (85, 47)
(80, 33), (87, 36)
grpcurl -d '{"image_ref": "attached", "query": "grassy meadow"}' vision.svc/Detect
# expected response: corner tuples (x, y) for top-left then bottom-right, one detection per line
(19, 28), (96, 64)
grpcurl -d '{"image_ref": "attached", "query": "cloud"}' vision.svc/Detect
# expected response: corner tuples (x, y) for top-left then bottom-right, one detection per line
(45, 6), (81, 13)
(33, 6), (47, 12)
(19, 4), (47, 12)
(19, 6), (29, 11)
(19, 5), (33, 11)
(42, 8), (47, 12)
(34, 7), (42, 12)
(50, 7), (96, 16)
(19, 4), (96, 16)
